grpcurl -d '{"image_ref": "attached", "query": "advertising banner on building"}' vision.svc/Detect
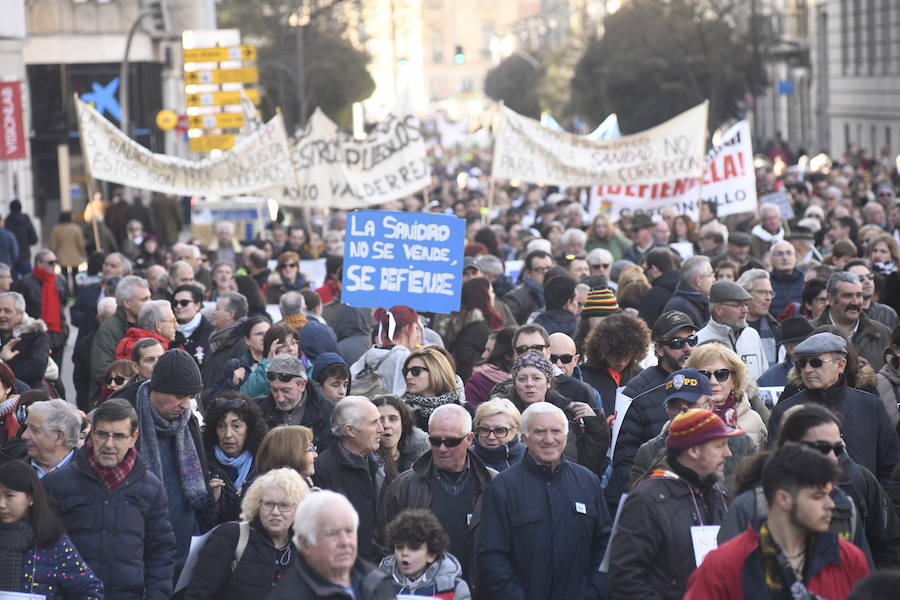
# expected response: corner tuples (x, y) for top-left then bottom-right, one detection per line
(0, 82), (27, 160)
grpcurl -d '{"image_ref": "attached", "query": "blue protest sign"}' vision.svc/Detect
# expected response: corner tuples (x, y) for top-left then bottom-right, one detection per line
(342, 210), (465, 314)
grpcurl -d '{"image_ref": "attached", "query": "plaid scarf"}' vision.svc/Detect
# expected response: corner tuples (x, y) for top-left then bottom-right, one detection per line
(758, 521), (825, 600)
(85, 436), (136, 491)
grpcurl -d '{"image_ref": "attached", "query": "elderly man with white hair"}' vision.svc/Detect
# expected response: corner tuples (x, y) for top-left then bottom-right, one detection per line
(313, 396), (385, 561)
(267, 491), (394, 599)
(20, 398), (81, 477)
(750, 202), (787, 260)
(478, 402), (611, 600)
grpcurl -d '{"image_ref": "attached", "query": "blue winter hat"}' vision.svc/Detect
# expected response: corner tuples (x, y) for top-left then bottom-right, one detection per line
(312, 352), (348, 383)
(300, 320), (338, 362)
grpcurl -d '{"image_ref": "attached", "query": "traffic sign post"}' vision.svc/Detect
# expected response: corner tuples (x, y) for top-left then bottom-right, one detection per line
(184, 66), (259, 85)
(186, 89), (260, 107)
(187, 113), (245, 130)
(183, 45), (257, 63)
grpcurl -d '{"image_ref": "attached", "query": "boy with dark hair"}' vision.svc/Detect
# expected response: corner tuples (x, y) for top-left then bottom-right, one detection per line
(379, 509), (471, 599)
(311, 352), (350, 403)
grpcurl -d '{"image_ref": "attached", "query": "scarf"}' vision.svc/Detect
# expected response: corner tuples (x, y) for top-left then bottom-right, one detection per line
(214, 446), (254, 491)
(471, 363), (509, 385)
(751, 223), (785, 245)
(873, 260), (898, 276)
(759, 521), (824, 600)
(714, 390), (739, 428)
(177, 312), (203, 338)
(31, 267), (61, 333)
(134, 381), (208, 509)
(404, 389), (462, 425)
(85, 436), (137, 491)
(0, 520), (33, 591)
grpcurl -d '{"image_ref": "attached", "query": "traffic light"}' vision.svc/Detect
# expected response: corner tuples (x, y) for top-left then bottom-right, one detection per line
(454, 45), (465, 64)
(143, 0), (174, 39)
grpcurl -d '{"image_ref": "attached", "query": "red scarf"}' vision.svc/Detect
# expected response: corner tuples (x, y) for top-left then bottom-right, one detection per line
(85, 436), (137, 491)
(31, 267), (62, 333)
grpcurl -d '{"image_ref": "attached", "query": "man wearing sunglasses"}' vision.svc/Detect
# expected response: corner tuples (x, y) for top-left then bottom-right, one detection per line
(255, 354), (334, 451)
(12, 248), (68, 370)
(697, 281), (768, 379)
(767, 332), (900, 484)
(380, 404), (494, 584)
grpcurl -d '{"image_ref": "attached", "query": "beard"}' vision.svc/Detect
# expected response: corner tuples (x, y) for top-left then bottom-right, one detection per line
(789, 501), (830, 535)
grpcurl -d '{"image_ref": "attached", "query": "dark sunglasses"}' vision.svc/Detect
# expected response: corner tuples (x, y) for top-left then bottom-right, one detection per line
(659, 335), (698, 349)
(403, 366), (429, 377)
(591, 263), (611, 269)
(172, 299), (195, 307)
(802, 440), (845, 457)
(105, 375), (127, 386)
(266, 372), (299, 382)
(795, 357), (839, 369)
(698, 368), (731, 383)
(281, 263), (298, 268)
(475, 426), (512, 438)
(515, 344), (547, 355)
(550, 353), (575, 365)
(212, 396), (245, 409)
(45, 259), (57, 265)
(429, 436), (467, 448)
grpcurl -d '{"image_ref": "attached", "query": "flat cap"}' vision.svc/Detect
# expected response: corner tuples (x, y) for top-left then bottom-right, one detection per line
(267, 353), (307, 378)
(728, 232), (752, 246)
(792, 332), (847, 357)
(631, 214), (654, 232)
(709, 281), (753, 304)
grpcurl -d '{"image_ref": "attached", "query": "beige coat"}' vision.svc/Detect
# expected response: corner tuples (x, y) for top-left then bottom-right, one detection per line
(735, 392), (768, 452)
(49, 223), (86, 267)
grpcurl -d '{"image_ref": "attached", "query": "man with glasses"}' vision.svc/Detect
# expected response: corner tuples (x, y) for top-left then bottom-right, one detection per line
(697, 281), (768, 378)
(845, 259), (898, 331)
(12, 248), (68, 368)
(768, 240), (805, 318)
(380, 403), (494, 583)
(255, 354), (334, 450)
(737, 269), (780, 368)
(586, 248), (614, 285)
(606, 310), (698, 512)
(503, 249), (554, 325)
(42, 398), (177, 600)
(767, 332), (900, 484)
(478, 402), (611, 600)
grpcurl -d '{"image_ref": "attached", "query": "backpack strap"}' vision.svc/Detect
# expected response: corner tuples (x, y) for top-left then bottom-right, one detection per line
(368, 346), (398, 372)
(231, 521), (250, 571)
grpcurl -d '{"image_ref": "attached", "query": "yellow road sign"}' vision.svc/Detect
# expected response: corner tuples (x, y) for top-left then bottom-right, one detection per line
(183, 45), (257, 63)
(188, 113), (245, 130)
(185, 89), (260, 107)
(184, 67), (259, 85)
(155, 109), (178, 131)
(189, 134), (236, 153)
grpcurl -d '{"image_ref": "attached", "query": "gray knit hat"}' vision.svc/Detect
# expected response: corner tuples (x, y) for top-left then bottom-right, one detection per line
(150, 348), (203, 396)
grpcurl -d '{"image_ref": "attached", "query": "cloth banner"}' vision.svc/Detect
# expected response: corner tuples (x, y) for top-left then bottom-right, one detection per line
(76, 97), (297, 197)
(0, 81), (27, 160)
(492, 101), (708, 187)
(590, 120), (757, 219)
(342, 210), (465, 314)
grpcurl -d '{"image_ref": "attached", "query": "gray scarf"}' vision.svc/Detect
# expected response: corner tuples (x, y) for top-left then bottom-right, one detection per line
(0, 520), (33, 591)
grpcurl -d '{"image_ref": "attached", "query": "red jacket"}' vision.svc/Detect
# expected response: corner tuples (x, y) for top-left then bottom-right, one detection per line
(685, 524), (868, 600)
(114, 327), (169, 361)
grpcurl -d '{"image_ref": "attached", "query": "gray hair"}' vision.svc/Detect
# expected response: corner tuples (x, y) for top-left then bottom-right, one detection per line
(587, 248), (613, 266)
(330, 396), (374, 438)
(428, 403), (472, 435)
(216, 222), (235, 234)
(293, 490), (358, 548)
(476, 255), (504, 277)
(520, 402), (568, 437)
(219, 292), (248, 320)
(680, 256), (711, 287)
(136, 300), (171, 331)
(34, 249), (53, 266)
(560, 228), (587, 248)
(0, 291), (25, 313)
(280, 291), (305, 317)
(168, 260), (194, 279)
(0, 262), (10, 278)
(28, 399), (81, 450)
(826, 271), (860, 297)
(106, 252), (133, 275)
(115, 275), (150, 304)
(96, 296), (118, 320)
(759, 202), (781, 218)
(736, 269), (770, 292)
(182, 244), (201, 259)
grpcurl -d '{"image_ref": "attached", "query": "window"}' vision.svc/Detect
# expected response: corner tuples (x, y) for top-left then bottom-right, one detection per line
(841, 0), (849, 75)
(432, 31), (443, 64)
(868, 0), (876, 74)
(482, 23), (495, 60)
(886, 126), (892, 153)
(853, 0), (861, 74)
(883, 0), (891, 73)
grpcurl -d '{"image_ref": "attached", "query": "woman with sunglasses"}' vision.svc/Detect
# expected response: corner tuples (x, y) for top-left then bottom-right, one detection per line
(401, 347), (463, 433)
(372, 394), (429, 479)
(100, 359), (139, 403)
(470, 398), (524, 472)
(465, 327), (516, 410)
(265, 252), (308, 304)
(171, 284), (215, 367)
(186, 468), (311, 600)
(721, 405), (900, 570)
(254, 425), (319, 489)
(581, 313), (650, 419)
(443, 278), (503, 381)
(203, 392), (270, 524)
(0, 460), (104, 599)
(685, 342), (768, 451)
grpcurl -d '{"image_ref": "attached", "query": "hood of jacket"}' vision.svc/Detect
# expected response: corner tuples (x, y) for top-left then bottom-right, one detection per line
(379, 552), (463, 593)
(672, 282), (709, 308)
(880, 353), (900, 386)
(11, 314), (47, 338)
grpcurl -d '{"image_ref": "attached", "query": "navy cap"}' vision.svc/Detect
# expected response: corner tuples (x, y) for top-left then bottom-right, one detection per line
(664, 368), (712, 405)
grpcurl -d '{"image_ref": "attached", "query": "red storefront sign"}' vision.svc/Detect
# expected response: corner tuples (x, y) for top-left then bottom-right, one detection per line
(0, 82), (26, 160)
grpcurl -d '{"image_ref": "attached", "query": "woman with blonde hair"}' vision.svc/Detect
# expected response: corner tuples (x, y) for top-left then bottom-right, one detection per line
(470, 398), (524, 472)
(616, 264), (650, 290)
(254, 425), (318, 489)
(685, 342), (768, 450)
(186, 468), (311, 599)
(585, 214), (633, 260)
(401, 346), (462, 431)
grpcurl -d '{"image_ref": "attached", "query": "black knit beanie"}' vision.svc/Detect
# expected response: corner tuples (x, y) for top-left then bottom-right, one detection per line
(150, 348), (203, 396)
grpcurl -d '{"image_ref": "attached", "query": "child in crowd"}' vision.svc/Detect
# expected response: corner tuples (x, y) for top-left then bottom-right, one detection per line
(311, 352), (350, 403)
(379, 509), (470, 599)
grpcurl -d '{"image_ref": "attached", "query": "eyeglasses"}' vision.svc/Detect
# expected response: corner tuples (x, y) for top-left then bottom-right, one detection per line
(260, 501), (296, 513)
(172, 299), (195, 307)
(44, 259), (57, 265)
(801, 440), (845, 457)
(266, 372), (300, 382)
(307, 444), (317, 454)
(402, 366), (429, 377)
(429, 436), (467, 448)
(281, 263), (298, 269)
(698, 368), (732, 383)
(92, 429), (133, 443)
(659, 335), (698, 349)
(751, 289), (775, 297)
(476, 426), (512, 439)
(104, 375), (127, 386)
(515, 344), (547, 355)
(550, 353), (575, 365)
(795, 357), (841, 369)
(530, 266), (552, 274)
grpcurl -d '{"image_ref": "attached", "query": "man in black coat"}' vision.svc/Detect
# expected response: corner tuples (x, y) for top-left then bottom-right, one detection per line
(312, 396), (386, 561)
(503, 250), (554, 324)
(201, 292), (248, 391)
(4, 199), (37, 279)
(660, 255), (713, 330)
(638, 247), (681, 328)
(43, 398), (176, 600)
(71, 251), (131, 341)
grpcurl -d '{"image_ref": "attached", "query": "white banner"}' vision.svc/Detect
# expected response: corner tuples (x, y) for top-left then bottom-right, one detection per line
(76, 97), (297, 197)
(290, 104), (430, 211)
(590, 120), (757, 219)
(492, 101), (708, 187)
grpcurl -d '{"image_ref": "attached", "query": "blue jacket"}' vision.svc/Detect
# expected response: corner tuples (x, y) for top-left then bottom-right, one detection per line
(757, 360), (790, 387)
(661, 283), (709, 330)
(477, 453), (611, 600)
(769, 268), (805, 317)
(19, 535), (104, 600)
(42, 448), (177, 600)
(532, 308), (577, 337)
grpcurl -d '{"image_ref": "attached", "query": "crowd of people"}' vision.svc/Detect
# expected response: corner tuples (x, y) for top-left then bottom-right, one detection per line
(1, 142), (900, 599)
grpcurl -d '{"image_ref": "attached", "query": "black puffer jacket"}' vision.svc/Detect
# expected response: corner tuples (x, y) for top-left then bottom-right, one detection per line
(186, 519), (294, 600)
(206, 453), (253, 525)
